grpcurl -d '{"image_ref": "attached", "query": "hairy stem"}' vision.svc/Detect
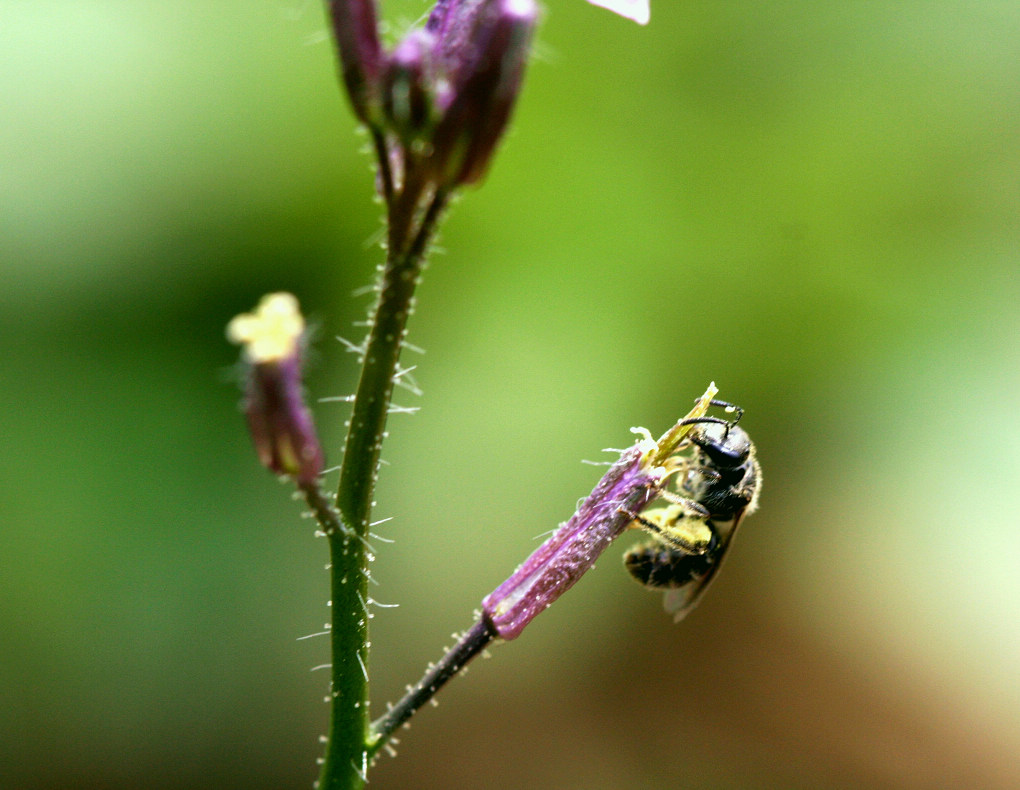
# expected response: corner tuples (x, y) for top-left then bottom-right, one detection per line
(300, 483), (347, 538)
(368, 619), (497, 758)
(316, 185), (449, 790)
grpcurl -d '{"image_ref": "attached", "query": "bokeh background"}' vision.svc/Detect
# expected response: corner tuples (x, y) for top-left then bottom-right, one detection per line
(2, 1), (1018, 788)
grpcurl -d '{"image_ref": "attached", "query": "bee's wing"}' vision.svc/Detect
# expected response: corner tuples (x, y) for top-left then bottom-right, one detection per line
(662, 585), (703, 622)
(663, 509), (747, 623)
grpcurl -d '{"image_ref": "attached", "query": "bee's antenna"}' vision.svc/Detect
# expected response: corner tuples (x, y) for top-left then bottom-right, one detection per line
(707, 399), (744, 426)
(675, 416), (731, 432)
(685, 399), (744, 437)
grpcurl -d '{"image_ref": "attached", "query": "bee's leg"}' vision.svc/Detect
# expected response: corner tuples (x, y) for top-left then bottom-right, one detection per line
(679, 465), (721, 498)
(617, 507), (666, 534)
(617, 506), (714, 555)
(656, 490), (711, 520)
(652, 517), (715, 555)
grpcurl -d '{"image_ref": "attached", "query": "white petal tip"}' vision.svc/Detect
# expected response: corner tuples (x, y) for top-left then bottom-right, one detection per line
(586, 0), (649, 25)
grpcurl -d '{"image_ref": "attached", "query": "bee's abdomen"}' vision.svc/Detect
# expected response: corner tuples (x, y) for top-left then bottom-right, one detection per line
(623, 541), (713, 589)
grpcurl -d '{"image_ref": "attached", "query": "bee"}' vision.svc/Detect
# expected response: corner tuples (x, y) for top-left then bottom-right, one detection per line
(623, 402), (760, 621)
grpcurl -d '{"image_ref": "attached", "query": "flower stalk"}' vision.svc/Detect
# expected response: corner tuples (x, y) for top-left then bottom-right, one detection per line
(364, 385), (719, 755)
(367, 619), (497, 758)
(317, 187), (449, 790)
(313, 1), (539, 785)
(231, 0), (685, 785)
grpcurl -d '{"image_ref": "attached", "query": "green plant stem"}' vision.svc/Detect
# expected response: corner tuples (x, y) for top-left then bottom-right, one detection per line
(370, 128), (394, 206)
(316, 183), (449, 790)
(318, 531), (370, 790)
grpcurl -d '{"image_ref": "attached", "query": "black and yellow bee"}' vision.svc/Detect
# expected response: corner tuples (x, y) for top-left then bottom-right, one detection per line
(623, 403), (760, 621)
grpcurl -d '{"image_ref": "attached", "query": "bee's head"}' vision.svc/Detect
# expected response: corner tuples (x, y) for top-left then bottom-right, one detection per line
(691, 423), (752, 470)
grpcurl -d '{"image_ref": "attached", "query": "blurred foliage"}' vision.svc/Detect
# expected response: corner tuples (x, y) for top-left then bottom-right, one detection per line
(1, 1), (1018, 788)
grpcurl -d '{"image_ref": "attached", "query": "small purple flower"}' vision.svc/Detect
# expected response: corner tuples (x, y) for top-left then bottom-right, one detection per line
(227, 293), (324, 486)
(482, 385), (718, 639)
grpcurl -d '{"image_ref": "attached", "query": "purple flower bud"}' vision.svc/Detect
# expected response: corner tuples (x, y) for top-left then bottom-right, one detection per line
(428, 0), (538, 186)
(227, 294), (324, 486)
(325, 0), (537, 190)
(481, 384), (719, 640)
(425, 0), (486, 73)
(326, 0), (385, 125)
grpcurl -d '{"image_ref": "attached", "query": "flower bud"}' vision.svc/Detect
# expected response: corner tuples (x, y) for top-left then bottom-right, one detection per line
(227, 293), (324, 486)
(326, 0), (385, 125)
(428, 0), (538, 187)
(383, 30), (437, 146)
(325, 0), (537, 190)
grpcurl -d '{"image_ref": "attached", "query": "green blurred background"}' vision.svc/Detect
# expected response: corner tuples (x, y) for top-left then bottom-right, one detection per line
(2, 1), (1018, 788)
